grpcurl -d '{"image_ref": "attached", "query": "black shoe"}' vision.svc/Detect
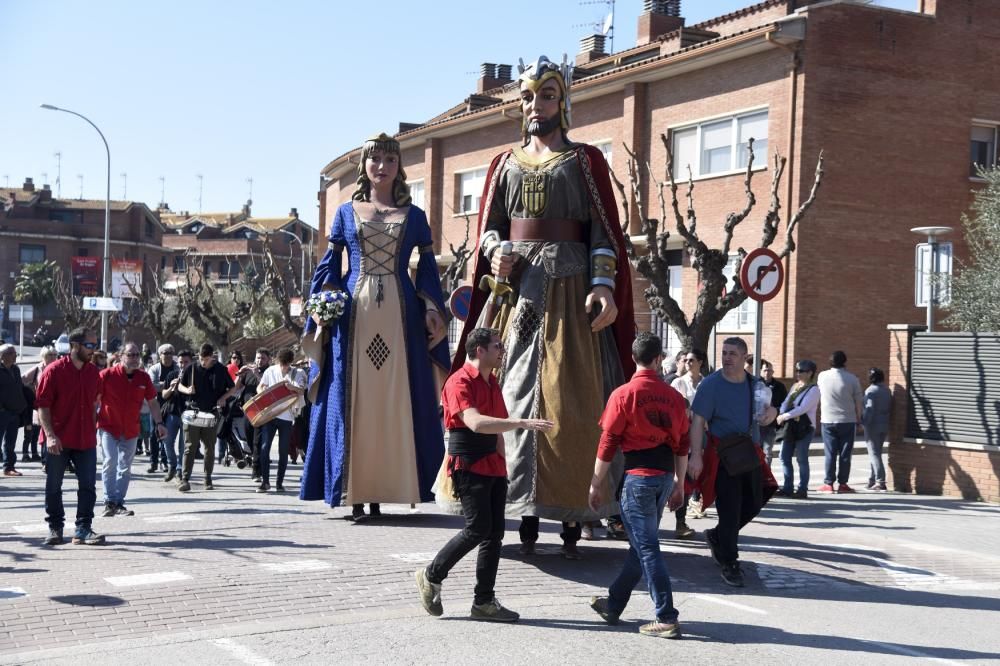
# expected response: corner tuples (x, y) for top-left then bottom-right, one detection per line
(251, 474), (261, 483)
(675, 522), (696, 539)
(114, 503), (134, 516)
(774, 488), (790, 497)
(256, 483), (269, 493)
(705, 528), (723, 567)
(177, 480), (191, 492)
(30, 454), (42, 463)
(518, 542), (536, 556)
(560, 543), (583, 560)
(721, 562), (745, 587)
(44, 528), (64, 546)
(794, 488), (808, 499)
(21, 454), (30, 463)
(147, 464), (158, 473)
(72, 528), (106, 546)
(204, 477), (214, 490)
(163, 469), (176, 482)
(275, 484), (285, 492)
(101, 502), (117, 518)
(369, 503), (382, 518)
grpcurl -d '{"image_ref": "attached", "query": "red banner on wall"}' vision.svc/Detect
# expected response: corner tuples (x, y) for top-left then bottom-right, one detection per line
(71, 257), (100, 297)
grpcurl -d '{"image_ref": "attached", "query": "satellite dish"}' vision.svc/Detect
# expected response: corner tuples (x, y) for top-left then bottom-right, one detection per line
(602, 11), (614, 35)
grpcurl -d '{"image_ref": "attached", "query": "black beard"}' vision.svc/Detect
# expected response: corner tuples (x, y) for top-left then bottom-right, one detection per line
(526, 114), (561, 138)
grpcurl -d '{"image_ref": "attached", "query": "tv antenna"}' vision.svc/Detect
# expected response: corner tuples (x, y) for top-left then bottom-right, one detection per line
(77, 174), (84, 199)
(53, 151), (62, 197)
(578, 0), (615, 54)
(197, 174), (204, 213)
(121, 172), (127, 199)
(159, 176), (166, 205)
(246, 176), (253, 203)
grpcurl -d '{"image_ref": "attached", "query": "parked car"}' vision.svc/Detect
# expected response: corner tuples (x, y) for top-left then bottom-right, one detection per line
(55, 333), (70, 356)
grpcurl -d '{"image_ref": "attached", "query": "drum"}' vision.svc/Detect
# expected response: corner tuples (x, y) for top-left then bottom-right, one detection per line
(181, 410), (219, 429)
(244, 382), (299, 428)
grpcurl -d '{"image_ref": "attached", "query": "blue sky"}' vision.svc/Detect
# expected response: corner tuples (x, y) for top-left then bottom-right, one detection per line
(2, 0), (914, 227)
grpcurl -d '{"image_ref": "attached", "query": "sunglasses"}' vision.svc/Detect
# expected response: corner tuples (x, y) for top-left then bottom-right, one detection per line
(125, 352), (140, 357)
(81, 342), (98, 350)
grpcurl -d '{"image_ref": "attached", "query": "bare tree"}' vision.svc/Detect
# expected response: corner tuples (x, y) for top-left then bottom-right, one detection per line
(609, 135), (824, 352)
(174, 259), (269, 351)
(259, 235), (304, 339)
(442, 212), (474, 294)
(122, 264), (186, 346)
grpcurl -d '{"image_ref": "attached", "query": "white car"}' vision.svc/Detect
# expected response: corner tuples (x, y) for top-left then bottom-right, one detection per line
(55, 333), (70, 356)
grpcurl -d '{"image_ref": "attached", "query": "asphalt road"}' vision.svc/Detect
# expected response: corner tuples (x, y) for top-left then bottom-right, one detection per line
(1, 445), (999, 665)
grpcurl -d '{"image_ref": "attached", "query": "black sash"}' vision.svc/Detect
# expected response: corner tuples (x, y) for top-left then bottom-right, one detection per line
(447, 427), (496, 461)
(624, 443), (675, 474)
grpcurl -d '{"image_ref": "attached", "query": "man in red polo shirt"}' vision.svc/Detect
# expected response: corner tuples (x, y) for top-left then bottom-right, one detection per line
(36, 328), (105, 546)
(588, 332), (690, 639)
(98, 341), (166, 517)
(415, 327), (552, 623)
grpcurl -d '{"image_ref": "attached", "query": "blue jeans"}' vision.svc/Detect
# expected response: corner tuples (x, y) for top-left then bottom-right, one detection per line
(99, 430), (138, 504)
(260, 418), (292, 486)
(0, 410), (19, 471)
(822, 422), (856, 485)
(45, 447), (97, 534)
(866, 429), (887, 484)
(159, 413), (182, 472)
(780, 426), (813, 493)
(607, 473), (678, 624)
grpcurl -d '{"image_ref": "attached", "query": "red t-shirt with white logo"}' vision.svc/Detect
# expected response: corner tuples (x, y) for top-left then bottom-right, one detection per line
(97, 365), (157, 440)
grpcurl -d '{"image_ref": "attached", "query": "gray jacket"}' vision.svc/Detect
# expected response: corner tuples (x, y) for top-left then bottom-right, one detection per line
(862, 384), (892, 433)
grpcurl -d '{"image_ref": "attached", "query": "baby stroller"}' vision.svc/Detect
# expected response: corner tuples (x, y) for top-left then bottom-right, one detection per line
(219, 409), (253, 470)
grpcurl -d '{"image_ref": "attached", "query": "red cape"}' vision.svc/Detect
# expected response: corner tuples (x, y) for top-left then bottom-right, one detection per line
(687, 434), (778, 509)
(450, 144), (636, 378)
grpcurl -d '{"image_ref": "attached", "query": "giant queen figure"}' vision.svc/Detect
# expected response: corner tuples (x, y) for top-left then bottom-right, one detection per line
(448, 55), (636, 556)
(301, 133), (450, 521)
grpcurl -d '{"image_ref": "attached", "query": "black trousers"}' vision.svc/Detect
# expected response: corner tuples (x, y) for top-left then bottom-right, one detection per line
(427, 471), (507, 605)
(519, 516), (582, 545)
(714, 461), (763, 565)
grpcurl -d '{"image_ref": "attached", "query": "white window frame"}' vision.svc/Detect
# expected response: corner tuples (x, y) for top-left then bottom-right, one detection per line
(970, 122), (999, 179)
(456, 167), (488, 215)
(718, 254), (757, 333)
(670, 107), (769, 181)
(408, 179), (425, 210)
(593, 139), (613, 167)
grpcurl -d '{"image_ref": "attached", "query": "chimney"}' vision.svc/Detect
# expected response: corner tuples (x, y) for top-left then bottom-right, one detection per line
(289, 207), (298, 218)
(242, 199), (252, 217)
(22, 177), (35, 192)
(39, 183), (52, 202)
(637, 0), (684, 46)
(576, 34), (608, 66)
(476, 62), (513, 94)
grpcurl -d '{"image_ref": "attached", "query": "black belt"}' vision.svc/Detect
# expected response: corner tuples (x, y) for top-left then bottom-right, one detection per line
(624, 443), (675, 473)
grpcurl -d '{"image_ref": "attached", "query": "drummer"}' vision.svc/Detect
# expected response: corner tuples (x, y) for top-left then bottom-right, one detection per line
(175, 343), (240, 492)
(235, 348), (271, 482)
(256, 348), (308, 493)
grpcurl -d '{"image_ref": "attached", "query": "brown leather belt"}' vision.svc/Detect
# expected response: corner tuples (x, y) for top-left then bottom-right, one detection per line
(510, 217), (585, 243)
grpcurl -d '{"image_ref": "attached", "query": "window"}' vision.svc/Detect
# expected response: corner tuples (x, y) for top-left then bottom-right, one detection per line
(241, 229), (258, 240)
(48, 210), (79, 224)
(160, 256), (167, 270)
(77, 248), (89, 257)
(594, 140), (613, 167)
(173, 256), (186, 273)
(220, 261), (241, 280)
(672, 110), (769, 179)
(408, 180), (425, 210)
(144, 219), (154, 237)
(204, 261), (214, 277)
(457, 168), (487, 214)
(718, 254), (756, 332)
(186, 222), (203, 234)
(971, 125), (997, 177)
(19, 244), (46, 264)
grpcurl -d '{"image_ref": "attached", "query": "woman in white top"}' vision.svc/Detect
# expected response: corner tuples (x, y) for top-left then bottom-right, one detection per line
(669, 348), (707, 536)
(775, 359), (821, 499)
(257, 348), (307, 492)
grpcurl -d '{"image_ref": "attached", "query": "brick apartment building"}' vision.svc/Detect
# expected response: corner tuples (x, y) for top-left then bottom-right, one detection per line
(159, 202), (314, 294)
(0, 177), (172, 339)
(316, 0), (997, 381)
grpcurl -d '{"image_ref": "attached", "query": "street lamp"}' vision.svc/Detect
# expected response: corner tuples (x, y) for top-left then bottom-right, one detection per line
(40, 104), (112, 350)
(910, 226), (953, 332)
(275, 228), (306, 293)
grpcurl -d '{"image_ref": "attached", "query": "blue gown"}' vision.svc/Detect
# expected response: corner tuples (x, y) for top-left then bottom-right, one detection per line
(300, 202), (449, 507)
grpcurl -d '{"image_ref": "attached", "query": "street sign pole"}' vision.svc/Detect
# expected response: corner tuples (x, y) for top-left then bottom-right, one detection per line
(753, 300), (763, 377)
(18, 318), (24, 357)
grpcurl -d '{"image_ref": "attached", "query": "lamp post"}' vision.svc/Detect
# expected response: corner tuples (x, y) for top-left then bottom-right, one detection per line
(41, 104), (112, 350)
(910, 226), (953, 332)
(275, 229), (306, 293)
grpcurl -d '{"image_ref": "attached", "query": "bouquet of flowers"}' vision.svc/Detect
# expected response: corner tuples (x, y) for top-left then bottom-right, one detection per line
(305, 290), (348, 339)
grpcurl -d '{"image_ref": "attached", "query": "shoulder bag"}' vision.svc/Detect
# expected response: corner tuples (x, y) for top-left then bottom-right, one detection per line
(715, 373), (761, 476)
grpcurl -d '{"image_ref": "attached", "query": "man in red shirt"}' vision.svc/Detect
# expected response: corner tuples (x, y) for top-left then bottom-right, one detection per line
(415, 327), (552, 623)
(98, 342), (166, 517)
(588, 332), (690, 639)
(35, 328), (105, 546)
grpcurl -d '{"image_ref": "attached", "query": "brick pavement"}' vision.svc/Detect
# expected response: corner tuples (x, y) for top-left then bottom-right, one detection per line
(2, 453), (1000, 661)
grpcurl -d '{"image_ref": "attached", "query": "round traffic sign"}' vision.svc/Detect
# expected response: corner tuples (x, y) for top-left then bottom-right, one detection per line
(739, 248), (784, 303)
(448, 285), (474, 321)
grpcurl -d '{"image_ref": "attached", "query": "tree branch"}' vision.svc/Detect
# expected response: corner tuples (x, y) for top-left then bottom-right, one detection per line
(778, 150), (825, 259)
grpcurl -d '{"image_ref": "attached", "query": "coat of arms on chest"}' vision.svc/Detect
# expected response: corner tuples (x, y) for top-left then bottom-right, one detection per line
(521, 171), (548, 217)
